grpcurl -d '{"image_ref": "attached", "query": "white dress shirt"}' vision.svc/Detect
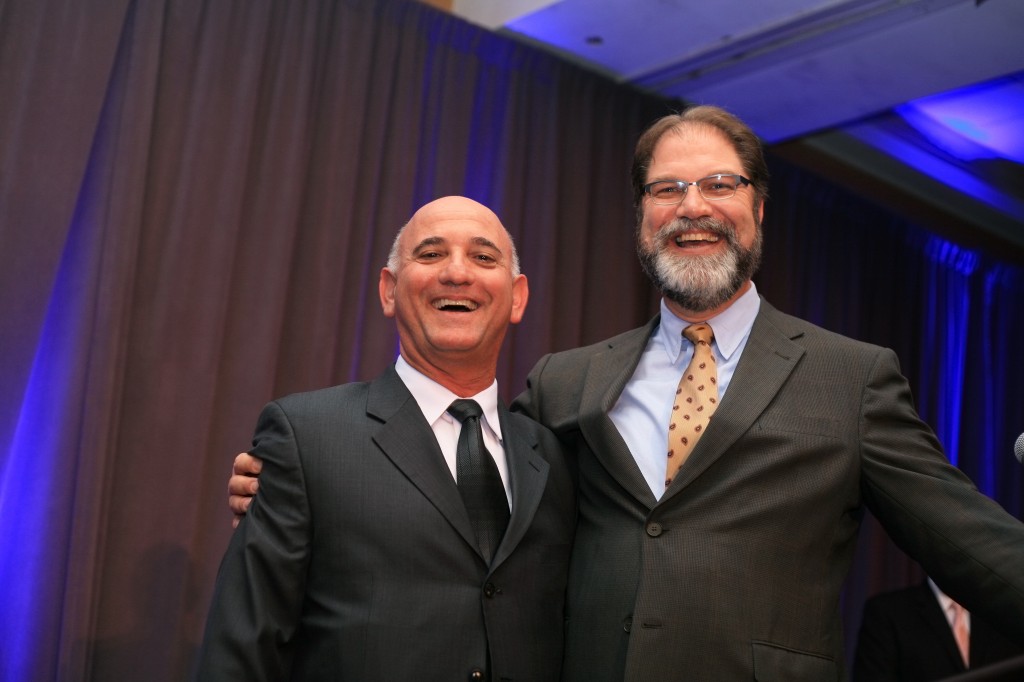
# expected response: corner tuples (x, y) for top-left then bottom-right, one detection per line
(394, 355), (511, 507)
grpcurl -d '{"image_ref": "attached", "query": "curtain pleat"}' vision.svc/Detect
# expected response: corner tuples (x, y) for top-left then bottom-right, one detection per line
(0, 1), (1021, 679)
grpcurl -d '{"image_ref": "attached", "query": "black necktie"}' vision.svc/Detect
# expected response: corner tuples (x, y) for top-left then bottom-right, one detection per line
(448, 399), (509, 563)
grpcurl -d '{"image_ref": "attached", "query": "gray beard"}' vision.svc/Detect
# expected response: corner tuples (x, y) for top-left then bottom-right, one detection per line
(636, 216), (763, 313)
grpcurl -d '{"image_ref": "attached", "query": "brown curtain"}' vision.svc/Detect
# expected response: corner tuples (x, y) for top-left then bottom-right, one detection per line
(1, 0), (1021, 679)
(0, 1), (666, 678)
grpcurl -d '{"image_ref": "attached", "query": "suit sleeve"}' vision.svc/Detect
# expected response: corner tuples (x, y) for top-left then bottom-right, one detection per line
(852, 597), (901, 682)
(196, 401), (312, 680)
(858, 349), (1024, 645)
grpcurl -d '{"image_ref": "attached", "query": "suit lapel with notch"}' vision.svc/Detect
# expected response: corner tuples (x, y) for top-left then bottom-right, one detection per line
(576, 301), (809, 508)
(367, 365), (481, 558)
(660, 300), (805, 499)
(578, 317), (662, 509)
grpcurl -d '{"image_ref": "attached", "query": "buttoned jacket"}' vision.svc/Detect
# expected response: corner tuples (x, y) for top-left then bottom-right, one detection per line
(199, 364), (576, 681)
(515, 298), (1024, 682)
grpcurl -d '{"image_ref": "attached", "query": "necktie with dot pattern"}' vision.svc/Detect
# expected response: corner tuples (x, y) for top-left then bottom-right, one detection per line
(665, 324), (718, 487)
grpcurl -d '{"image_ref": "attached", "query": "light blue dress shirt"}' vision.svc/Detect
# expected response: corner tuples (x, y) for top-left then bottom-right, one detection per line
(608, 283), (761, 499)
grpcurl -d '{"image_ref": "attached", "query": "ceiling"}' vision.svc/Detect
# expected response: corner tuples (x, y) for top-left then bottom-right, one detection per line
(422, 0), (1024, 255)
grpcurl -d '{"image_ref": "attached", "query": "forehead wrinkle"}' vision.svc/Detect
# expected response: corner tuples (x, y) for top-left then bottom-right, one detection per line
(408, 234), (504, 256)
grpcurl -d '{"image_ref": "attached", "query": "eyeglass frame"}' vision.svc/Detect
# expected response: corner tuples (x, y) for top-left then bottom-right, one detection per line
(642, 174), (752, 204)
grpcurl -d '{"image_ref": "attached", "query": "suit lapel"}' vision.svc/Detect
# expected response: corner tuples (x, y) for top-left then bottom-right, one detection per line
(579, 318), (662, 508)
(490, 404), (549, 569)
(368, 366), (479, 555)
(661, 301), (805, 500)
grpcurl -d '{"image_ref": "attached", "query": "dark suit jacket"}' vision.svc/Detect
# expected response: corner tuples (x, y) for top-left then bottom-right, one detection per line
(853, 582), (1024, 682)
(197, 364), (576, 681)
(513, 298), (1024, 682)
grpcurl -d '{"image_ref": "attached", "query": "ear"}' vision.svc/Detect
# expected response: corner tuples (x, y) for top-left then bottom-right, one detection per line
(379, 267), (397, 318)
(757, 198), (765, 224)
(509, 274), (529, 325)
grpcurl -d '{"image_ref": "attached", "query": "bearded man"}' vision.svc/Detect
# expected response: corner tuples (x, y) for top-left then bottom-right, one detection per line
(514, 106), (1024, 681)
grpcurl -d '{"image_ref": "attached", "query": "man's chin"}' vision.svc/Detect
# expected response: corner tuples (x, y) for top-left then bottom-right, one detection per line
(643, 237), (761, 314)
(426, 328), (508, 358)
(662, 282), (740, 313)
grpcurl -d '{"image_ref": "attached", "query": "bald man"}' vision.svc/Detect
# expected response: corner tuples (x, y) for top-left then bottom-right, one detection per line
(197, 197), (575, 682)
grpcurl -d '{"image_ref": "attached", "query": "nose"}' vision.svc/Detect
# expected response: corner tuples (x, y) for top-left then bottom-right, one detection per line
(674, 185), (712, 219)
(440, 251), (472, 284)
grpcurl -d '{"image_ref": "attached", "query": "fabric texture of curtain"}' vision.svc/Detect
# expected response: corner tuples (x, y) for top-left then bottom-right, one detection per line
(1, 0), (1021, 679)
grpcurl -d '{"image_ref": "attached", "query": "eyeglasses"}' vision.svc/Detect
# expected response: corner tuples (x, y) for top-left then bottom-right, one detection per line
(643, 174), (751, 204)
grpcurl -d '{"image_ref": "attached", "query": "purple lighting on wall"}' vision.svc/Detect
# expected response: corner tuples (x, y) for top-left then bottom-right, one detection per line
(897, 74), (1024, 164)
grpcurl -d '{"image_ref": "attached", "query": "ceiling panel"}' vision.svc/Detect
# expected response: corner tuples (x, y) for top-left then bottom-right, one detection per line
(431, 0), (1024, 252)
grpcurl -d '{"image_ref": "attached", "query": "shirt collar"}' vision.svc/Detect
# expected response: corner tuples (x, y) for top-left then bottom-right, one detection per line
(656, 281), (761, 362)
(394, 355), (503, 441)
(928, 577), (958, 613)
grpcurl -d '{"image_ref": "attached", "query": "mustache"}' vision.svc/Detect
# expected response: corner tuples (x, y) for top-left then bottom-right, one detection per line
(655, 217), (735, 243)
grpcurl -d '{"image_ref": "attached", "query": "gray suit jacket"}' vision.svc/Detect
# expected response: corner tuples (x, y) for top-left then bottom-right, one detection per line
(514, 298), (1024, 682)
(198, 364), (576, 681)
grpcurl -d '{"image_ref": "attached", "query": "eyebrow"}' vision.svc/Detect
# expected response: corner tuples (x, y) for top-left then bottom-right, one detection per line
(649, 171), (741, 181)
(411, 235), (503, 255)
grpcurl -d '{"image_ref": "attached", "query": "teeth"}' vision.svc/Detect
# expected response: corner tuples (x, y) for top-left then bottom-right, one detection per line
(434, 298), (479, 311)
(675, 233), (719, 244)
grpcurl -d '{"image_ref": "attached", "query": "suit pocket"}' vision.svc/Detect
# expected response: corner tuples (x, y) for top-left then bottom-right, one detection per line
(752, 641), (838, 681)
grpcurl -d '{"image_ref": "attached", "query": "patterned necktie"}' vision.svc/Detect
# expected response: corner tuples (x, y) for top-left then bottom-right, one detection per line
(448, 399), (509, 563)
(666, 324), (718, 487)
(951, 601), (970, 666)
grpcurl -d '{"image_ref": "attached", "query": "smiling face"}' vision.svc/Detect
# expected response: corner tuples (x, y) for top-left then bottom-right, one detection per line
(636, 123), (764, 321)
(379, 196), (528, 394)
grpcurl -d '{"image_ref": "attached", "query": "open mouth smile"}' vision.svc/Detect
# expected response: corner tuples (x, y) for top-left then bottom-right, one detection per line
(673, 232), (720, 247)
(433, 298), (479, 312)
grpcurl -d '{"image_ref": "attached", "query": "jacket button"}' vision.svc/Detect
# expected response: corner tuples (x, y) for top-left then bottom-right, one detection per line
(646, 522), (662, 537)
(469, 668), (485, 680)
(483, 582), (497, 598)
(623, 616), (633, 632)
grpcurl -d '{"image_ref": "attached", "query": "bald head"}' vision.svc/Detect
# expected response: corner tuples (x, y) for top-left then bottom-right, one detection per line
(387, 196), (520, 276)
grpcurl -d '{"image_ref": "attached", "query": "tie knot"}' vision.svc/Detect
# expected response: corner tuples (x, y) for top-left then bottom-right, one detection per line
(448, 399), (483, 423)
(683, 324), (714, 346)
